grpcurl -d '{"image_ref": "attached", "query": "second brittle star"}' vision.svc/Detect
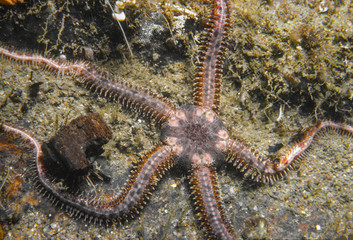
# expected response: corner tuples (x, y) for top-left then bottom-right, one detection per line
(1, 0), (353, 239)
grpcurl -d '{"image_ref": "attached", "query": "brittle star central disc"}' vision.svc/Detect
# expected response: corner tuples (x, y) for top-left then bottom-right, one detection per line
(161, 105), (229, 166)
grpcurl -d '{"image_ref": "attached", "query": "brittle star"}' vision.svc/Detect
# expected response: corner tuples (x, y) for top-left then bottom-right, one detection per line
(1, 0), (353, 239)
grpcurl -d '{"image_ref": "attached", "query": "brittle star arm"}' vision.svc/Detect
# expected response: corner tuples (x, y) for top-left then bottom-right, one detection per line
(0, 122), (176, 225)
(189, 165), (234, 240)
(0, 46), (175, 124)
(193, 0), (230, 112)
(225, 121), (353, 183)
(35, 144), (175, 224)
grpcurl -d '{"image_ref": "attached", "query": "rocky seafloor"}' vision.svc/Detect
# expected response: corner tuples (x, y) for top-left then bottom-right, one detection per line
(0, 0), (352, 239)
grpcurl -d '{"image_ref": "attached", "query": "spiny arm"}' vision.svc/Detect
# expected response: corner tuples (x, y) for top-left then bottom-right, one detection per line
(0, 46), (175, 124)
(189, 165), (234, 240)
(193, 0), (230, 112)
(226, 121), (353, 183)
(78, 67), (174, 124)
(1, 120), (176, 225)
(34, 144), (175, 225)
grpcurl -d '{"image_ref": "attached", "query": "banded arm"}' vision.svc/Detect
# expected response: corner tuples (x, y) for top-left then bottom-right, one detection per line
(189, 165), (234, 240)
(35, 142), (175, 225)
(0, 46), (175, 124)
(193, 0), (230, 112)
(1, 123), (42, 162)
(226, 121), (353, 183)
